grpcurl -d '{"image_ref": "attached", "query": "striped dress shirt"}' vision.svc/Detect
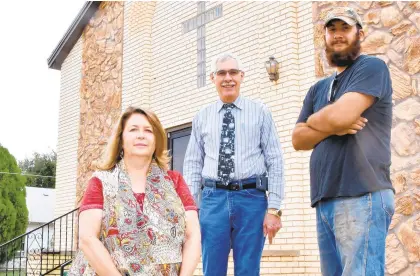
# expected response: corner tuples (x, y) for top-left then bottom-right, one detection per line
(183, 95), (285, 209)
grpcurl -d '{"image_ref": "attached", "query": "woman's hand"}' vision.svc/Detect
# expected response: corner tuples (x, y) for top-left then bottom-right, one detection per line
(79, 209), (122, 276)
(179, 210), (201, 276)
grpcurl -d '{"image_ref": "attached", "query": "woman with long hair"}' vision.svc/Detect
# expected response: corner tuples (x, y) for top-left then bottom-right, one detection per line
(69, 107), (201, 276)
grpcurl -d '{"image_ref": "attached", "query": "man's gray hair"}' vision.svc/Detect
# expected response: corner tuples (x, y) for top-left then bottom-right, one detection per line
(210, 52), (243, 74)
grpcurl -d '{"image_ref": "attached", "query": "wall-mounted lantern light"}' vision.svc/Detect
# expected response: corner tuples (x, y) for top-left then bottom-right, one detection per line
(265, 56), (279, 82)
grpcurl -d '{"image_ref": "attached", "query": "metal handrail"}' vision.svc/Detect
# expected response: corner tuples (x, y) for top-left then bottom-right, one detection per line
(0, 208), (79, 275)
(60, 260), (73, 276)
(0, 208), (79, 248)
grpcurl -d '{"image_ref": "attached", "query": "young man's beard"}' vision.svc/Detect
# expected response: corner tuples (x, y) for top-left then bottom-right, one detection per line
(325, 33), (361, 67)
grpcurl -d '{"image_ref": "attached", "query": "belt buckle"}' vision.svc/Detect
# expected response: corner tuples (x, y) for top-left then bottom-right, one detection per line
(231, 183), (239, 191)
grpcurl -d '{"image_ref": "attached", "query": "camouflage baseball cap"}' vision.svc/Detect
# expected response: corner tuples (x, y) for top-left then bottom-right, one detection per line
(324, 7), (363, 28)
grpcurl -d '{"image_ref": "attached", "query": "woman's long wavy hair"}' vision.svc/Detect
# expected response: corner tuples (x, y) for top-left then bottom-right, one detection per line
(96, 107), (170, 171)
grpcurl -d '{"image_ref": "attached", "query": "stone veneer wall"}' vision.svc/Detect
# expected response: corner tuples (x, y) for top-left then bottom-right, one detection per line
(76, 2), (124, 205)
(313, 2), (420, 275)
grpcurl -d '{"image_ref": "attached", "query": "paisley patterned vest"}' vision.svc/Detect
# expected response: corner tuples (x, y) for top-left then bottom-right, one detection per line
(69, 161), (186, 275)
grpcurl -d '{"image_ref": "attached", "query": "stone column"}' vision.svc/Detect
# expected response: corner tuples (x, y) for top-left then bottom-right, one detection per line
(76, 2), (124, 205)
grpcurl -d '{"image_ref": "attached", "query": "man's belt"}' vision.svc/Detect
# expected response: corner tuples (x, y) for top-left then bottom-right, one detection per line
(204, 178), (257, 191)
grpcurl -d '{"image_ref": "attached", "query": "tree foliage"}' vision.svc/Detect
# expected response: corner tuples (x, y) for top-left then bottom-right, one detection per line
(0, 145), (29, 263)
(19, 150), (56, 188)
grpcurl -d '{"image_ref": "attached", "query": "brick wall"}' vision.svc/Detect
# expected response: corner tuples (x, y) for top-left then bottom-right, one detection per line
(54, 37), (82, 218)
(121, 1), (156, 110)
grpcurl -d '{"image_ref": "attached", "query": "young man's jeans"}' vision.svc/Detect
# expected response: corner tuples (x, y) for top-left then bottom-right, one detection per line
(316, 189), (394, 276)
(199, 185), (267, 276)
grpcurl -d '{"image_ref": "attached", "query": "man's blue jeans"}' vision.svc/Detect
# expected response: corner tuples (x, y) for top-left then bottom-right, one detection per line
(199, 185), (267, 276)
(316, 189), (394, 276)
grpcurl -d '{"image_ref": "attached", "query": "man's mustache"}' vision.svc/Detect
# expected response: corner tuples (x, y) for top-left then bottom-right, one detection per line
(222, 82), (236, 86)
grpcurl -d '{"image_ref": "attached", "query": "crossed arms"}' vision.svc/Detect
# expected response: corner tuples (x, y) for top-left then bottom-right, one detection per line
(292, 92), (375, 151)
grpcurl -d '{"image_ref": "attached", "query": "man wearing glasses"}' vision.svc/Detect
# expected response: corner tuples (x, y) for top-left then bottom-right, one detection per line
(184, 53), (285, 276)
(292, 7), (394, 276)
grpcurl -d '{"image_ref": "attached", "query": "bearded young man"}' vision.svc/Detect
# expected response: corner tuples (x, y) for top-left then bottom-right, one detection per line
(292, 7), (394, 276)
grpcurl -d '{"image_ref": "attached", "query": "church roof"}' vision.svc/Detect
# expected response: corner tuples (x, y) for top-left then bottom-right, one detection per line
(47, 1), (101, 70)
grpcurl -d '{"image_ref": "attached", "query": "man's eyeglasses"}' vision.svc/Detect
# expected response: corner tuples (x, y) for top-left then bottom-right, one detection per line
(214, 69), (242, 77)
(328, 74), (338, 103)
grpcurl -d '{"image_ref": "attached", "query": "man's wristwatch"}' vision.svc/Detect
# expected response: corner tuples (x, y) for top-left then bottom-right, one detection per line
(267, 208), (282, 218)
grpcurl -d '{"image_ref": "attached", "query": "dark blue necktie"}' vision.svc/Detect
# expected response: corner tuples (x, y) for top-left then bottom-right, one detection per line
(218, 104), (235, 185)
